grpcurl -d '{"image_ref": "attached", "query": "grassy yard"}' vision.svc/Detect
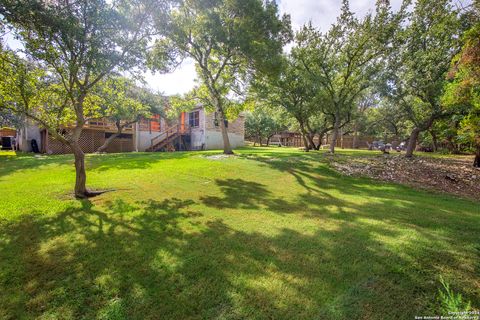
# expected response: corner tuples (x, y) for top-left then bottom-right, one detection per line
(0, 147), (479, 319)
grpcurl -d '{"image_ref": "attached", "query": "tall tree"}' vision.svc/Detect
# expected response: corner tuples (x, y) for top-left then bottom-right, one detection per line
(253, 56), (322, 151)
(443, 19), (480, 166)
(151, 0), (291, 154)
(0, 0), (165, 197)
(294, 0), (399, 153)
(383, 0), (461, 157)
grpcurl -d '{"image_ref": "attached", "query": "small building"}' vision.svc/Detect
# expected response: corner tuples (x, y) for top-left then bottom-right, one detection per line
(269, 131), (319, 147)
(0, 127), (16, 138)
(0, 127), (18, 150)
(269, 131), (375, 149)
(16, 106), (245, 154)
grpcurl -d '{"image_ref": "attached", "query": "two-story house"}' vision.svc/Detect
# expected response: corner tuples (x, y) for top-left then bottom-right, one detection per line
(16, 106), (245, 154)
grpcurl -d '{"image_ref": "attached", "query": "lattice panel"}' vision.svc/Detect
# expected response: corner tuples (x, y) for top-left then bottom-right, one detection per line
(75, 129), (102, 153)
(106, 137), (134, 153)
(47, 136), (72, 154)
(46, 129), (134, 154)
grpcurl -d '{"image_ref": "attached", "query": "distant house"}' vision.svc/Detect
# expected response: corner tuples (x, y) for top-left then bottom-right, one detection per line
(16, 106), (245, 154)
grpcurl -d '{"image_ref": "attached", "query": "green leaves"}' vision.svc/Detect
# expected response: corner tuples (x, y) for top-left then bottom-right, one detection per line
(245, 105), (285, 144)
(152, 0), (291, 109)
(385, 0), (461, 116)
(293, 0), (393, 125)
(443, 22), (480, 150)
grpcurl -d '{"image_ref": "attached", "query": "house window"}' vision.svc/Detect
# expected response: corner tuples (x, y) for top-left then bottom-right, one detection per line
(189, 111), (199, 128)
(214, 112), (228, 128)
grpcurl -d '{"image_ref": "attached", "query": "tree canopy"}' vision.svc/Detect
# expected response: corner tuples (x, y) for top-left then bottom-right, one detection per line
(381, 0), (461, 157)
(0, 0), (167, 197)
(443, 18), (480, 166)
(151, 0), (291, 154)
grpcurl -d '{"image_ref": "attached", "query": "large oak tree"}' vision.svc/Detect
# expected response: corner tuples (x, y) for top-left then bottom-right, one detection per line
(383, 0), (461, 157)
(293, 0), (399, 153)
(0, 0), (167, 197)
(443, 11), (480, 166)
(151, 0), (291, 154)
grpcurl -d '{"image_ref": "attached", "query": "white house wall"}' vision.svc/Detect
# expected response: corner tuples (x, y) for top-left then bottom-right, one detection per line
(137, 130), (160, 152)
(18, 122), (42, 152)
(204, 131), (244, 149)
(186, 108), (245, 150)
(203, 111), (245, 150)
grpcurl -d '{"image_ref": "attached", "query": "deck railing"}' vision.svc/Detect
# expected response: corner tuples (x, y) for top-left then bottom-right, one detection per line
(150, 124), (178, 147)
(85, 119), (134, 132)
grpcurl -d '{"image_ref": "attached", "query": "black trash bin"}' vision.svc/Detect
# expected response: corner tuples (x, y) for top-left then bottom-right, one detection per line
(31, 139), (40, 153)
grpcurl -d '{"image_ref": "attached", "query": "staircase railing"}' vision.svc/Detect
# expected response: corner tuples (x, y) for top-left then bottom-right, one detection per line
(149, 123), (192, 151)
(150, 124), (179, 148)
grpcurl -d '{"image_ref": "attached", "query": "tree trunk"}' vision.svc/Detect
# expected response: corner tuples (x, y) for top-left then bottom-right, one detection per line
(72, 143), (88, 198)
(405, 128), (421, 158)
(352, 122), (359, 149)
(306, 133), (316, 150)
(266, 137), (270, 146)
(97, 131), (121, 153)
(447, 138), (459, 154)
(340, 128), (344, 149)
(329, 116), (340, 153)
(217, 107), (233, 154)
(299, 124), (310, 152)
(315, 133), (324, 150)
(254, 131), (261, 146)
(97, 121), (135, 153)
(474, 145), (480, 168)
(301, 133), (309, 152)
(430, 130), (438, 152)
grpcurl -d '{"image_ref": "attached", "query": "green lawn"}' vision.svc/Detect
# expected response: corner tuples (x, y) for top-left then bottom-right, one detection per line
(0, 147), (478, 319)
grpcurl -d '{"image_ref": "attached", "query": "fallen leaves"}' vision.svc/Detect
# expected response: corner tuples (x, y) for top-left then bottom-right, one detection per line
(327, 153), (480, 201)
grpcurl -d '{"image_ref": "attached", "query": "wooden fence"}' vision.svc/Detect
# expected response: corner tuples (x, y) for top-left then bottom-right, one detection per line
(271, 132), (376, 149)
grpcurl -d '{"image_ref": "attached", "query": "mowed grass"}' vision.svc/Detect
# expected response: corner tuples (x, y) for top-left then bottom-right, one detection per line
(0, 147), (478, 319)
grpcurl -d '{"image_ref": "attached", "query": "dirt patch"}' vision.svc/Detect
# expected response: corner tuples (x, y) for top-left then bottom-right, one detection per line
(327, 153), (480, 201)
(204, 154), (237, 161)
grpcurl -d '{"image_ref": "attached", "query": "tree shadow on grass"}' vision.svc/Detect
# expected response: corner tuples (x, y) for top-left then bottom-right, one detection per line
(195, 162), (480, 316)
(0, 194), (478, 319)
(200, 178), (292, 210)
(0, 197), (212, 319)
(1, 148), (479, 319)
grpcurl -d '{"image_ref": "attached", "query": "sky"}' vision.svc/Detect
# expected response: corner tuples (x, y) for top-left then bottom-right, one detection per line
(4, 0), (469, 96)
(145, 0), (405, 96)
